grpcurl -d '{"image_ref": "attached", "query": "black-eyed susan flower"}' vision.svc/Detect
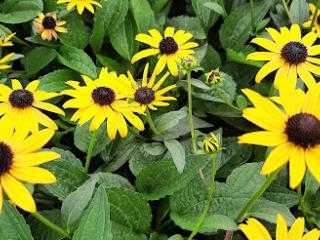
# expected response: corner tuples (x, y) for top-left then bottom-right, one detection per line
(0, 128), (59, 212)
(126, 63), (176, 112)
(0, 79), (65, 137)
(239, 214), (320, 240)
(33, 13), (67, 41)
(131, 27), (198, 76)
(239, 81), (320, 189)
(206, 69), (222, 86)
(0, 53), (14, 71)
(247, 24), (320, 89)
(303, 3), (320, 37)
(57, 0), (102, 14)
(202, 132), (220, 154)
(0, 33), (15, 48)
(62, 68), (145, 140)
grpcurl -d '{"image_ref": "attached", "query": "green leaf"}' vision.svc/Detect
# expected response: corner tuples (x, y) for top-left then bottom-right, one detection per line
(192, 0), (220, 30)
(130, 0), (156, 33)
(90, 0), (128, 53)
(42, 148), (89, 200)
(109, 13), (139, 61)
(59, 16), (90, 49)
(0, 0), (43, 24)
(74, 122), (111, 157)
(168, 235), (184, 240)
(167, 16), (206, 39)
(61, 176), (99, 232)
(203, 2), (226, 16)
(219, 0), (273, 50)
(96, 54), (128, 73)
(57, 45), (97, 78)
(290, 0), (309, 26)
(94, 172), (135, 190)
(226, 48), (263, 68)
(263, 185), (298, 208)
(39, 69), (80, 92)
(24, 47), (57, 74)
(164, 139), (186, 174)
(73, 186), (112, 240)
(200, 45), (222, 72)
(0, 201), (33, 240)
(136, 154), (210, 200)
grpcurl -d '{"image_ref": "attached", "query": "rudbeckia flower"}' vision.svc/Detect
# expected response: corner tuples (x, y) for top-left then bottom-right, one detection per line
(126, 63), (176, 112)
(57, 0), (102, 15)
(247, 24), (320, 89)
(131, 27), (198, 76)
(0, 33), (15, 47)
(62, 68), (145, 140)
(239, 214), (320, 240)
(0, 128), (59, 212)
(0, 79), (65, 137)
(239, 81), (320, 189)
(303, 3), (320, 37)
(0, 53), (14, 71)
(33, 13), (67, 41)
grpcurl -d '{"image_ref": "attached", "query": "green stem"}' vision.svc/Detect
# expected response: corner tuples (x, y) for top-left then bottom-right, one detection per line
(249, 0), (255, 33)
(309, 0), (320, 30)
(281, 0), (294, 24)
(84, 131), (97, 173)
(235, 170), (279, 222)
(146, 108), (160, 135)
(297, 185), (314, 228)
(188, 154), (217, 240)
(32, 212), (70, 239)
(215, 86), (241, 112)
(187, 71), (197, 153)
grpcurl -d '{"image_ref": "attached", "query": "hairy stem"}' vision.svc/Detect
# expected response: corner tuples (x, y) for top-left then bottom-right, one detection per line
(187, 71), (197, 153)
(84, 130), (97, 173)
(146, 108), (160, 135)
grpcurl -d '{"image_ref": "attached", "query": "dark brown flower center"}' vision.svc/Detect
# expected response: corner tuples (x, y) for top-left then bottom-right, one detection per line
(281, 41), (307, 65)
(42, 16), (56, 29)
(0, 142), (13, 176)
(9, 89), (34, 109)
(208, 71), (221, 83)
(285, 113), (320, 148)
(134, 87), (155, 105)
(91, 87), (115, 106)
(159, 37), (179, 55)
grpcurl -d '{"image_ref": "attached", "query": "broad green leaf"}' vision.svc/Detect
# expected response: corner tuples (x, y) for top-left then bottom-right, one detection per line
(110, 14), (139, 61)
(111, 222), (147, 240)
(59, 16), (90, 49)
(24, 47), (57, 74)
(42, 148), (89, 200)
(167, 16), (206, 39)
(0, 0), (43, 24)
(290, 0), (309, 26)
(95, 172), (135, 190)
(204, 2), (226, 16)
(39, 69), (80, 92)
(219, 0), (273, 50)
(130, 0), (156, 33)
(91, 0), (128, 53)
(168, 235), (184, 240)
(136, 154), (210, 200)
(0, 201), (33, 240)
(164, 139), (186, 174)
(200, 45), (222, 71)
(57, 45), (97, 78)
(73, 186), (112, 240)
(192, 0), (220, 30)
(304, 171), (320, 201)
(74, 122), (111, 157)
(96, 54), (128, 73)
(263, 185), (298, 208)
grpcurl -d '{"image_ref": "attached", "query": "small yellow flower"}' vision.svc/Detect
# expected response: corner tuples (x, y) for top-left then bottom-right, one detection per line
(126, 63), (176, 112)
(62, 68), (145, 140)
(0, 33), (15, 48)
(303, 3), (320, 37)
(0, 128), (60, 212)
(0, 53), (15, 71)
(239, 80), (320, 189)
(202, 132), (220, 154)
(239, 214), (320, 240)
(131, 27), (198, 76)
(33, 13), (67, 41)
(206, 69), (222, 86)
(57, 0), (102, 15)
(0, 79), (65, 138)
(247, 24), (320, 89)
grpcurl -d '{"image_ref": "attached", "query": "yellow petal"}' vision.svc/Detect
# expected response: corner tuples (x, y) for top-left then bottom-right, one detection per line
(297, 64), (316, 89)
(154, 55), (167, 75)
(164, 27), (175, 37)
(276, 214), (288, 240)
(301, 32), (317, 47)
(136, 33), (159, 48)
(10, 167), (56, 184)
(289, 24), (301, 41)
(305, 148), (320, 183)
(289, 146), (306, 189)
(302, 229), (320, 240)
(26, 80), (40, 93)
(239, 131), (287, 146)
(33, 101), (65, 115)
(247, 218), (272, 240)
(131, 49), (160, 64)
(13, 151), (60, 167)
(288, 217), (305, 240)
(246, 52), (279, 61)
(11, 79), (22, 90)
(251, 38), (281, 53)
(255, 59), (282, 83)
(167, 55), (179, 76)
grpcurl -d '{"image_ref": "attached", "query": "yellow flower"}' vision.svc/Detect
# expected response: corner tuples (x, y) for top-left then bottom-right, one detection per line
(0, 79), (65, 138)
(62, 68), (145, 140)
(239, 81), (320, 189)
(33, 13), (67, 41)
(239, 214), (320, 240)
(0, 33), (15, 48)
(206, 69), (222, 86)
(0, 128), (60, 212)
(57, 0), (102, 14)
(303, 3), (320, 37)
(247, 24), (320, 89)
(131, 27), (198, 76)
(126, 63), (176, 112)
(0, 53), (15, 71)
(202, 132), (220, 154)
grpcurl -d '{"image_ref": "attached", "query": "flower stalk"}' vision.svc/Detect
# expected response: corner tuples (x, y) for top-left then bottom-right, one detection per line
(146, 108), (160, 135)
(84, 130), (97, 173)
(187, 71), (197, 153)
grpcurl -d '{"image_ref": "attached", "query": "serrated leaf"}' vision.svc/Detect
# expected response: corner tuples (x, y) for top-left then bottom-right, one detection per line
(130, 0), (156, 33)
(164, 139), (186, 174)
(24, 47), (57, 74)
(39, 69), (80, 92)
(94, 172), (135, 190)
